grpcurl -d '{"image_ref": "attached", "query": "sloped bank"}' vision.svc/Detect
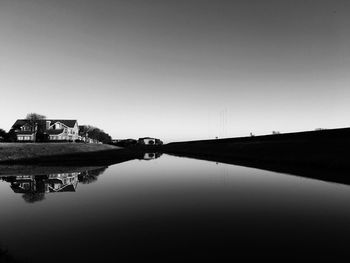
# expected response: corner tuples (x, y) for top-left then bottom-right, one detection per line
(160, 128), (350, 185)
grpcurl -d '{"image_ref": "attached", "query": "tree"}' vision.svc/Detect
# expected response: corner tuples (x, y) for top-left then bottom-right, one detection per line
(5, 129), (17, 142)
(26, 113), (46, 121)
(0, 128), (6, 138)
(79, 125), (112, 144)
(25, 113), (47, 142)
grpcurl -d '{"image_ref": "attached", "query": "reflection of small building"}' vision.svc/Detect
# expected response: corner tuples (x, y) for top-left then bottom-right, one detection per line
(138, 137), (163, 145)
(142, 152), (163, 160)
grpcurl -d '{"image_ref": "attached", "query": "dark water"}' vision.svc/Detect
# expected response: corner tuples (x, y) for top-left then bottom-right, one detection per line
(1, 154), (350, 262)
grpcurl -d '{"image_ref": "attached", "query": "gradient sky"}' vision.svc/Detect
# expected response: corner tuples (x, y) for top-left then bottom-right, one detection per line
(1, 0), (349, 142)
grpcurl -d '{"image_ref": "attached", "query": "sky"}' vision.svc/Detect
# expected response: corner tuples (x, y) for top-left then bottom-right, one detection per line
(1, 0), (349, 142)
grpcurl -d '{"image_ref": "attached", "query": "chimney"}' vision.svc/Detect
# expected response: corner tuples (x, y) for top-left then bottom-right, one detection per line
(46, 121), (50, 130)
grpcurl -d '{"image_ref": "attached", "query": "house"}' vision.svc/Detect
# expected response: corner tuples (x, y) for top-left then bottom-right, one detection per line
(138, 137), (163, 145)
(45, 173), (79, 192)
(5, 173), (79, 195)
(11, 119), (80, 142)
(11, 119), (37, 141)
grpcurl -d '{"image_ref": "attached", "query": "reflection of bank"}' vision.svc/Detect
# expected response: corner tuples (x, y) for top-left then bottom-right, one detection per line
(142, 152), (163, 160)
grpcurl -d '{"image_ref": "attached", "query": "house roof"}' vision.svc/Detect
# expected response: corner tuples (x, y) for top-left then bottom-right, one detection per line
(48, 120), (77, 128)
(12, 119), (30, 129)
(12, 119), (78, 129)
(46, 129), (64, 135)
(48, 183), (77, 192)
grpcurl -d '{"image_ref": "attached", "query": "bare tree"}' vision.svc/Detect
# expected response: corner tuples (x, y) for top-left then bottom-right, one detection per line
(25, 113), (47, 141)
(25, 113), (46, 121)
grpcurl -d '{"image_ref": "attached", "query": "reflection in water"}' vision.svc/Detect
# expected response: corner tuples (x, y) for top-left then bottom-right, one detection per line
(0, 154), (161, 203)
(1, 153), (350, 262)
(141, 152), (162, 161)
(78, 167), (107, 184)
(0, 167), (107, 203)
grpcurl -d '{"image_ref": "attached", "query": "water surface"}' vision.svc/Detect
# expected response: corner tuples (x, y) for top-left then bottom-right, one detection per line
(1, 154), (350, 262)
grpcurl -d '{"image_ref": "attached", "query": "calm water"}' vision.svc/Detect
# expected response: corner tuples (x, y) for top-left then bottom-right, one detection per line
(1, 154), (350, 262)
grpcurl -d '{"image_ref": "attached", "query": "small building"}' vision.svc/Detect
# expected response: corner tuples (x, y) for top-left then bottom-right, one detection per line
(138, 137), (163, 145)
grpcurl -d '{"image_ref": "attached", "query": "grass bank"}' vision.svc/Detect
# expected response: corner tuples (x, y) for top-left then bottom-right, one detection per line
(0, 143), (138, 165)
(0, 143), (117, 161)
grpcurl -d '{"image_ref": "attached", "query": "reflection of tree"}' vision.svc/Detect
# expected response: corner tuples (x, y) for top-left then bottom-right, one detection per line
(78, 167), (107, 184)
(1, 244), (24, 262)
(22, 192), (45, 203)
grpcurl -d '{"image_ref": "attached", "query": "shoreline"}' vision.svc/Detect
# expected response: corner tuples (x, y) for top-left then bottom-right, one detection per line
(0, 143), (135, 166)
(1, 127), (349, 186)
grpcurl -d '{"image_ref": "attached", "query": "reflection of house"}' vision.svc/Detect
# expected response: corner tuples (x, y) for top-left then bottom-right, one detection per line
(45, 173), (79, 192)
(11, 119), (80, 142)
(6, 173), (79, 194)
(0, 167), (107, 203)
(9, 175), (39, 193)
(138, 137), (163, 145)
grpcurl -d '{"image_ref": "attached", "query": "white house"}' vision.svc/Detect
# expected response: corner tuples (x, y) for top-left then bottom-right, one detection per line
(45, 120), (79, 141)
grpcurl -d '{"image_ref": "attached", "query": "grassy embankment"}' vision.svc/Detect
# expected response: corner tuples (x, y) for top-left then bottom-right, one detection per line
(0, 143), (136, 165)
(160, 128), (350, 185)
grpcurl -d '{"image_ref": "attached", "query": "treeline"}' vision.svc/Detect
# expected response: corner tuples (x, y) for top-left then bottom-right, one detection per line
(0, 128), (15, 142)
(79, 125), (112, 144)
